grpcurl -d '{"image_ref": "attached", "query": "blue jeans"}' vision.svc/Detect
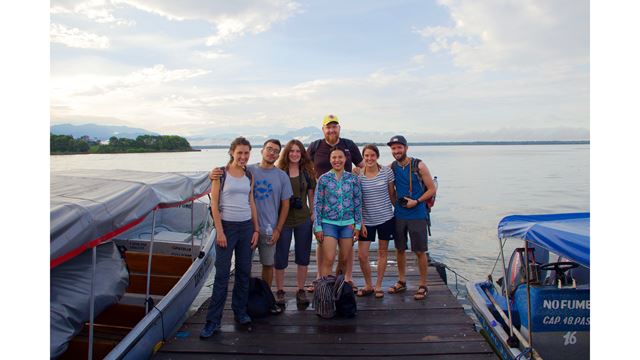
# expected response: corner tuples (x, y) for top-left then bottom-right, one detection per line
(205, 219), (253, 323)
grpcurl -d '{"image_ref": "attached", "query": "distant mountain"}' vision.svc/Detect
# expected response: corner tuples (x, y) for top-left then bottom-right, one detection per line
(50, 123), (159, 140)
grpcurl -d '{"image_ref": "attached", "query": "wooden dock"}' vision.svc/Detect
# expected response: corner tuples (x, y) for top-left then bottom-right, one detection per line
(154, 250), (497, 359)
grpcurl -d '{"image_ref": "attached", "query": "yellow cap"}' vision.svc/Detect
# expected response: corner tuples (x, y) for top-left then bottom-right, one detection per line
(322, 114), (340, 126)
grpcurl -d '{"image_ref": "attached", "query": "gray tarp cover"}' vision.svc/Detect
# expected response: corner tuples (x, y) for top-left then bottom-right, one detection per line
(50, 242), (129, 359)
(51, 169), (211, 268)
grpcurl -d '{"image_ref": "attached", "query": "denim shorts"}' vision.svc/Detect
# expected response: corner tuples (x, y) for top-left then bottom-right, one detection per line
(321, 222), (354, 239)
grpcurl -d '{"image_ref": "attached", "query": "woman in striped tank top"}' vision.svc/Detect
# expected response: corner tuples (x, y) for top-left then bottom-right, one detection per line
(356, 144), (397, 298)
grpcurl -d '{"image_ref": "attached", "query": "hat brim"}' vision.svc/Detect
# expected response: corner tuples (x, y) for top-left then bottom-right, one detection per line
(387, 141), (406, 146)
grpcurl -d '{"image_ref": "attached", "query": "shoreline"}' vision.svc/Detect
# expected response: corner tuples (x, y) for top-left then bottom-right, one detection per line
(50, 149), (201, 156)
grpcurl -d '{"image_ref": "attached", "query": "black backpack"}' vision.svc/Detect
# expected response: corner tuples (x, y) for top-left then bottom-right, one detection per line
(247, 277), (276, 318)
(334, 274), (357, 318)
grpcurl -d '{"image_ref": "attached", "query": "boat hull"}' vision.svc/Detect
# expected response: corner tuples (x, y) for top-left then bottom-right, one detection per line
(104, 230), (216, 360)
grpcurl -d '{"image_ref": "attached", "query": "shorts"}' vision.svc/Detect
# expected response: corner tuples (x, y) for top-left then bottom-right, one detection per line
(321, 222), (354, 239)
(394, 218), (428, 252)
(253, 232), (276, 266)
(274, 219), (313, 269)
(359, 217), (395, 242)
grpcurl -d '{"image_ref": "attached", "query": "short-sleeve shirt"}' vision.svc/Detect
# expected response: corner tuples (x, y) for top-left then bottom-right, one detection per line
(308, 138), (363, 177)
(284, 170), (316, 227)
(359, 166), (395, 226)
(247, 164), (294, 232)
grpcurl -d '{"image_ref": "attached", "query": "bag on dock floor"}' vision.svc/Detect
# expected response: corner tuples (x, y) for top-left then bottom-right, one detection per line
(313, 275), (336, 319)
(247, 277), (276, 318)
(334, 274), (357, 318)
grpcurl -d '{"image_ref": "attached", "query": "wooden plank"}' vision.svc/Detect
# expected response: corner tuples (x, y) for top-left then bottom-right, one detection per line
(154, 249), (497, 359)
(127, 273), (181, 295)
(124, 251), (192, 276)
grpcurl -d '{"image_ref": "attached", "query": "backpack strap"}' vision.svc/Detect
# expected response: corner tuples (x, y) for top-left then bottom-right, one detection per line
(308, 140), (321, 162)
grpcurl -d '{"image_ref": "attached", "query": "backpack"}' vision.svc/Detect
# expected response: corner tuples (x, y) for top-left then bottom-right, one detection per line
(312, 275), (337, 319)
(247, 277), (276, 318)
(391, 158), (438, 234)
(334, 274), (357, 318)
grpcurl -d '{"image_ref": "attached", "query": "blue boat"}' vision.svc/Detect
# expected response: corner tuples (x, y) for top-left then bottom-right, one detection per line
(51, 170), (215, 359)
(466, 213), (590, 360)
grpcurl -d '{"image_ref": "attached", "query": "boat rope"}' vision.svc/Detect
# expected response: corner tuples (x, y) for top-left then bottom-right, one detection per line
(490, 238), (508, 276)
(431, 260), (469, 297)
(515, 347), (533, 359)
(145, 297), (167, 342)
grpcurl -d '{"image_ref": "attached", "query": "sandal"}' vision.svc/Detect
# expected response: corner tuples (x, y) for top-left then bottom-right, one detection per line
(388, 281), (407, 294)
(374, 289), (384, 299)
(356, 288), (375, 297)
(414, 285), (428, 300)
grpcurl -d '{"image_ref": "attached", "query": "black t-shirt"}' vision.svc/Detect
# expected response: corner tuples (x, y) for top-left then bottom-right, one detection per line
(308, 138), (363, 177)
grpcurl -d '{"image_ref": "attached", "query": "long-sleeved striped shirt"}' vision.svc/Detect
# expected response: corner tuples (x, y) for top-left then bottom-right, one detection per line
(313, 169), (362, 232)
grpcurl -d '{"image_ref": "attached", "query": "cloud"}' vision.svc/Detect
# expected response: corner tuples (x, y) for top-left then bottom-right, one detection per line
(115, 0), (300, 45)
(416, 0), (589, 73)
(50, 23), (110, 49)
(51, 0), (135, 26)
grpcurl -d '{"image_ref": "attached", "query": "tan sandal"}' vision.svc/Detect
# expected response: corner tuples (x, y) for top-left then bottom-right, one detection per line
(388, 281), (407, 294)
(374, 289), (384, 298)
(414, 285), (428, 300)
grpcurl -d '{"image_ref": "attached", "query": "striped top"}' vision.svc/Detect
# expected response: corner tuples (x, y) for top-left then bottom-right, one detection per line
(359, 166), (395, 226)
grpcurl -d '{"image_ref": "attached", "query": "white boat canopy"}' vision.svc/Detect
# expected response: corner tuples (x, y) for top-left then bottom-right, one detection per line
(51, 169), (212, 268)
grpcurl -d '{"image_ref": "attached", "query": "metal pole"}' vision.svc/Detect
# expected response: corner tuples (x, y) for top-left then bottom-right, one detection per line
(191, 200), (195, 261)
(145, 210), (157, 314)
(524, 241), (534, 350)
(88, 246), (97, 360)
(497, 237), (515, 338)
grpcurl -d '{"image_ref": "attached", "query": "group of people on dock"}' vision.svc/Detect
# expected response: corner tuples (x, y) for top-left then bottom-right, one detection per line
(200, 114), (436, 338)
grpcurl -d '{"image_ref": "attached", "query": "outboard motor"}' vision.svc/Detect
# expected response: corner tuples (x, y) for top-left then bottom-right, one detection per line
(504, 247), (540, 298)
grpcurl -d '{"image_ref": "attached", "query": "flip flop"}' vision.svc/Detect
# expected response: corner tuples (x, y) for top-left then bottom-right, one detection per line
(356, 288), (375, 297)
(414, 285), (428, 300)
(388, 281), (407, 294)
(374, 289), (384, 299)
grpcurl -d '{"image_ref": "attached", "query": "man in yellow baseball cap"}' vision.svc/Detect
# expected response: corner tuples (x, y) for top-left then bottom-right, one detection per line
(322, 114), (340, 126)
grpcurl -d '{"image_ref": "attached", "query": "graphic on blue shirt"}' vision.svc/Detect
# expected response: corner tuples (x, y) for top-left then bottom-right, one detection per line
(253, 179), (273, 201)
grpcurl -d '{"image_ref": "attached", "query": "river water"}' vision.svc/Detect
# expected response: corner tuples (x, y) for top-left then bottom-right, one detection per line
(51, 144), (589, 305)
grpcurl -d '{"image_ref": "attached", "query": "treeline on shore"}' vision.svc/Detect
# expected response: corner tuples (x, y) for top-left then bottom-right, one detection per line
(51, 134), (193, 154)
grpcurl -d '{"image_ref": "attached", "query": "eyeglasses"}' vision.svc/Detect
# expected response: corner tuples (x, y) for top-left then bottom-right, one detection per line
(264, 147), (280, 154)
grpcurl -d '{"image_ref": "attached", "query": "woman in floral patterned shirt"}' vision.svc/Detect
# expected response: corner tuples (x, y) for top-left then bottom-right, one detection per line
(313, 147), (362, 277)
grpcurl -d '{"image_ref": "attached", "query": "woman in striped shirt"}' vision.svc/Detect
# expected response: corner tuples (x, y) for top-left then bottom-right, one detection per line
(357, 144), (396, 298)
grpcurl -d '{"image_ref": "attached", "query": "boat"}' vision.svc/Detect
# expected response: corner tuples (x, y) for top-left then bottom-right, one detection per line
(466, 213), (590, 360)
(51, 169), (215, 359)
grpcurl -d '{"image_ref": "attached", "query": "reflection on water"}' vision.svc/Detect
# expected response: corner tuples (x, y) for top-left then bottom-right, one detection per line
(52, 144), (589, 304)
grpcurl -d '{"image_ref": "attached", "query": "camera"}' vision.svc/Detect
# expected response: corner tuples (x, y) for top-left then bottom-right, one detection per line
(290, 196), (304, 209)
(399, 197), (410, 208)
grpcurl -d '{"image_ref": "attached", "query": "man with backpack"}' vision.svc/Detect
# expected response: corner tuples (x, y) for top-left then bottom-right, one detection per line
(386, 135), (437, 300)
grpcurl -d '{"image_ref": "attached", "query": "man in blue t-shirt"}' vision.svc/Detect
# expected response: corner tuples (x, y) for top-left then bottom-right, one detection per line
(386, 135), (436, 300)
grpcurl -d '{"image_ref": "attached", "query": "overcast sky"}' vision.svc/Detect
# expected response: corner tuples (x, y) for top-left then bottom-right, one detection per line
(50, 0), (590, 141)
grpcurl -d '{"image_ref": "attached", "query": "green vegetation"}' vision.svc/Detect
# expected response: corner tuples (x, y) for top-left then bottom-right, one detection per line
(51, 134), (193, 154)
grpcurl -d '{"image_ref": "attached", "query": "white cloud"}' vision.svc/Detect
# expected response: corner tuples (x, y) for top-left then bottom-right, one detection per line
(417, 0), (589, 73)
(51, 0), (135, 26)
(50, 23), (110, 49)
(115, 0), (300, 45)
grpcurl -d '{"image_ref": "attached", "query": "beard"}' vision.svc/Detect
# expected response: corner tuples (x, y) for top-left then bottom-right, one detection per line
(324, 133), (339, 145)
(393, 152), (407, 162)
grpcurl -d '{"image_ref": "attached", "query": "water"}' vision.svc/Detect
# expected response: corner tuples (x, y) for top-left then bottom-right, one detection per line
(51, 144), (589, 296)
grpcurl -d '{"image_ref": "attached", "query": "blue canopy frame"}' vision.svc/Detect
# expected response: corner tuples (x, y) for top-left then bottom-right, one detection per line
(497, 213), (590, 268)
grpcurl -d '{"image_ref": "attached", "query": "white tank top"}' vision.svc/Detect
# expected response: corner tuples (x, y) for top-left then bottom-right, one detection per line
(220, 174), (252, 222)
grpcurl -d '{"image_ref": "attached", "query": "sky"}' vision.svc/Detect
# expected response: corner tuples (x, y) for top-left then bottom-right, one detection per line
(50, 0), (590, 142)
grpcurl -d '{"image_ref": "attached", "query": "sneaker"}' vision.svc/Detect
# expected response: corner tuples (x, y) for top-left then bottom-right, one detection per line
(234, 313), (252, 325)
(200, 321), (221, 339)
(296, 289), (310, 310)
(276, 290), (286, 307)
